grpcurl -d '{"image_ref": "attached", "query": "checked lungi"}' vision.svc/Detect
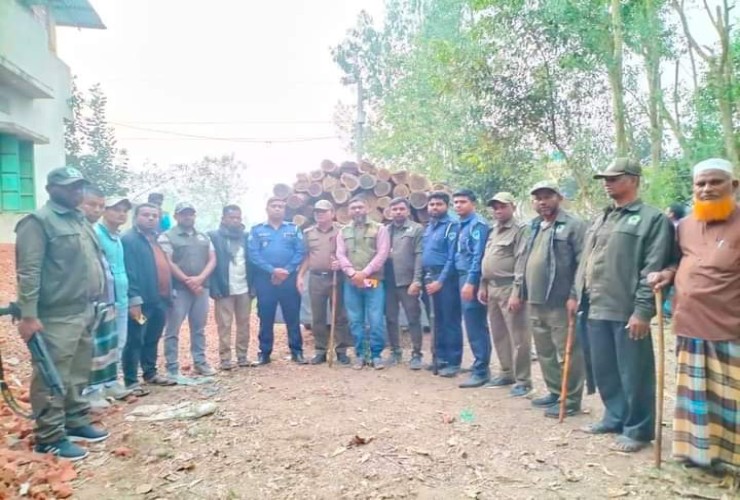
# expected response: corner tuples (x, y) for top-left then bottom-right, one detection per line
(673, 336), (739, 468)
(89, 305), (118, 386)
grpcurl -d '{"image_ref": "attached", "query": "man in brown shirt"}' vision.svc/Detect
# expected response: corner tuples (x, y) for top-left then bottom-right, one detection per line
(649, 158), (739, 473)
(477, 192), (531, 396)
(298, 200), (351, 365)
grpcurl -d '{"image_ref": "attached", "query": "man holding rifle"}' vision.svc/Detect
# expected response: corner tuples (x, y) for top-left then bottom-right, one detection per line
(15, 167), (110, 461)
(298, 200), (351, 365)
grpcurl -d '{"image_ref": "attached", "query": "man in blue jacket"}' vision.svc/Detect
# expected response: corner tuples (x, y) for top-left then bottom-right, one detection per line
(452, 189), (491, 388)
(248, 197), (306, 364)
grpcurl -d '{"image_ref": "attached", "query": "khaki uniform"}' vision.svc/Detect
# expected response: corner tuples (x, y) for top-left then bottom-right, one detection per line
(303, 223), (350, 355)
(385, 219), (424, 356)
(480, 217), (530, 384)
(523, 210), (587, 408)
(15, 201), (104, 444)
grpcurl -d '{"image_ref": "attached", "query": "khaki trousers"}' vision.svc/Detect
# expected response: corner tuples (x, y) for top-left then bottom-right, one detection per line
(214, 293), (252, 363)
(487, 283), (531, 384)
(309, 272), (351, 354)
(529, 304), (585, 407)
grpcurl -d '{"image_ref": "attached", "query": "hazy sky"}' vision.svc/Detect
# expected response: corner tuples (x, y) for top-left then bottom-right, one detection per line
(56, 0), (384, 223)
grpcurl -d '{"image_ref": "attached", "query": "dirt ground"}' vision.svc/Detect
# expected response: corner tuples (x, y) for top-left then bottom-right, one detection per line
(0, 245), (737, 499)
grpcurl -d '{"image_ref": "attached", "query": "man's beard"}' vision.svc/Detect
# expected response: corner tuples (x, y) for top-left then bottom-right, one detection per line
(221, 224), (245, 239)
(693, 195), (736, 222)
(352, 215), (367, 224)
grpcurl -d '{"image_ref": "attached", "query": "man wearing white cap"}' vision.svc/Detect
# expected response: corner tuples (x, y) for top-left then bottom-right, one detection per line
(649, 158), (739, 474)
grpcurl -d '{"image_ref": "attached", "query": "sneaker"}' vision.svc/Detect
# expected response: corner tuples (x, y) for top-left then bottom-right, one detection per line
(510, 384), (533, 398)
(409, 355), (423, 371)
(352, 358), (365, 370)
(532, 393), (559, 408)
(484, 375), (515, 388)
(390, 350), (402, 365)
(372, 357), (385, 370)
(257, 354), (271, 365)
(237, 358), (255, 368)
(459, 374), (489, 388)
(310, 353), (327, 365)
(103, 383), (133, 401)
(194, 364), (217, 376)
(66, 425), (110, 443)
(85, 392), (111, 410)
(336, 353), (351, 365)
(35, 439), (89, 462)
(220, 361), (233, 371)
(291, 353), (308, 365)
(144, 374), (176, 386)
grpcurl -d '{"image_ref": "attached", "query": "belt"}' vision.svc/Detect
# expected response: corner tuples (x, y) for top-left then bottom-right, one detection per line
(310, 270), (334, 276)
(491, 276), (515, 287)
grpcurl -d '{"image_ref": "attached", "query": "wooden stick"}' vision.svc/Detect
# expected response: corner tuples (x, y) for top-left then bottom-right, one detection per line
(328, 271), (338, 368)
(559, 315), (576, 423)
(654, 288), (665, 468)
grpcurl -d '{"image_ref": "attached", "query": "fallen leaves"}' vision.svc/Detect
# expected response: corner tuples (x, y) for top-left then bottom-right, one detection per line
(348, 434), (374, 448)
(111, 446), (134, 458)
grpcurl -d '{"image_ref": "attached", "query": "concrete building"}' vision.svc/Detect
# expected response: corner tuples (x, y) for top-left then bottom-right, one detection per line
(0, 0), (104, 241)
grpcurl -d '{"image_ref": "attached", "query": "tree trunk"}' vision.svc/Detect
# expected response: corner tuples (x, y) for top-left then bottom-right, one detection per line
(644, 0), (663, 168)
(609, 0), (629, 157)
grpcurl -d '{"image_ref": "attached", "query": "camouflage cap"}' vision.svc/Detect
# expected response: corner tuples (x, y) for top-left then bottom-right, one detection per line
(174, 201), (196, 214)
(529, 181), (561, 196)
(487, 192), (516, 206)
(314, 200), (333, 211)
(594, 158), (642, 179)
(47, 167), (88, 186)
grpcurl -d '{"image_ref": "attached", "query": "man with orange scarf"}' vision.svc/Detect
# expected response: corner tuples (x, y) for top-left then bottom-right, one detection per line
(649, 158), (739, 475)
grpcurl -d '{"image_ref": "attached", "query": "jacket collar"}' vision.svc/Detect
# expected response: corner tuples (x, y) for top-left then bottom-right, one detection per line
(494, 217), (516, 230)
(47, 200), (81, 217)
(608, 198), (643, 213)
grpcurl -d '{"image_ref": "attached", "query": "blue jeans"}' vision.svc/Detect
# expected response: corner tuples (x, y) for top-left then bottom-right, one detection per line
(588, 319), (655, 442)
(164, 287), (210, 374)
(343, 281), (386, 359)
(122, 302), (166, 387)
(255, 272), (303, 357)
(459, 275), (491, 378)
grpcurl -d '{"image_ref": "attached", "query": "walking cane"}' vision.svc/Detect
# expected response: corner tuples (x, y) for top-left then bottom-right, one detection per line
(328, 270), (338, 368)
(654, 288), (665, 468)
(559, 314), (576, 423)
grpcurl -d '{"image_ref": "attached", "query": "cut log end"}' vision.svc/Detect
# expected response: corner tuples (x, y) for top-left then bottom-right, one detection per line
(272, 183), (292, 200)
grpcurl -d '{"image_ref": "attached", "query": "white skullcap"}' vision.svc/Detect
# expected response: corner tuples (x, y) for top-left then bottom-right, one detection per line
(693, 158), (734, 179)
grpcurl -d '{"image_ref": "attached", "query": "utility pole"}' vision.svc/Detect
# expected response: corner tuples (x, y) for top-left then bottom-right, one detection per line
(355, 78), (365, 163)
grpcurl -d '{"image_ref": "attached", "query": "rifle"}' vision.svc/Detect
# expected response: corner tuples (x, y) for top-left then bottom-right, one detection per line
(0, 302), (65, 419)
(424, 272), (438, 375)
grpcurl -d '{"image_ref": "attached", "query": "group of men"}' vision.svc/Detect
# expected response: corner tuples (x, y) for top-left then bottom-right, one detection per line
(13, 156), (738, 476)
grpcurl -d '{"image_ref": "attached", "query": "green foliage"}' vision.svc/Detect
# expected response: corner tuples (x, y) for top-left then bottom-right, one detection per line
(65, 79), (129, 195)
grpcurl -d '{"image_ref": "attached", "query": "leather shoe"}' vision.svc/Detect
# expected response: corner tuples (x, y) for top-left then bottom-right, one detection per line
(257, 354), (271, 365)
(291, 353), (308, 365)
(544, 404), (580, 418)
(310, 353), (327, 365)
(336, 353), (351, 365)
(438, 365), (460, 378)
(532, 393), (559, 408)
(458, 374), (488, 388)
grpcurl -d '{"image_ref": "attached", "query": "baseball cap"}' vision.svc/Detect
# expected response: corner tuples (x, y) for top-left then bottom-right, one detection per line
(105, 196), (132, 210)
(487, 192), (516, 206)
(594, 158), (642, 179)
(174, 202), (196, 214)
(529, 181), (561, 196)
(314, 200), (333, 211)
(47, 167), (88, 186)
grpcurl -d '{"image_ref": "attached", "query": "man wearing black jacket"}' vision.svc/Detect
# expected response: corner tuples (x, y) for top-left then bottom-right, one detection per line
(121, 203), (175, 393)
(209, 205), (254, 370)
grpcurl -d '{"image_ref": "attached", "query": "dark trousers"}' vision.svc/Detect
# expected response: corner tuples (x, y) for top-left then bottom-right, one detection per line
(424, 273), (463, 367)
(122, 302), (167, 387)
(588, 319), (656, 442)
(255, 271), (303, 357)
(386, 284), (423, 355)
(459, 275), (491, 379)
(309, 272), (350, 355)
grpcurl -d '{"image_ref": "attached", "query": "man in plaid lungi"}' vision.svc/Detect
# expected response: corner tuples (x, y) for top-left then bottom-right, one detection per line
(650, 158), (739, 474)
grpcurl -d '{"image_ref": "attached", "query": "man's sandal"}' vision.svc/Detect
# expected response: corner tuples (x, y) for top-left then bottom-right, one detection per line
(609, 435), (649, 453)
(579, 422), (620, 435)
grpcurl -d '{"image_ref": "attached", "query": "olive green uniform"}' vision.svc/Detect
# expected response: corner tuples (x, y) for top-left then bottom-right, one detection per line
(15, 200), (104, 444)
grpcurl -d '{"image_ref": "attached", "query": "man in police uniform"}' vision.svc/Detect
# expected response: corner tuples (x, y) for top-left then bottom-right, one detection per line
(452, 189), (492, 388)
(478, 192), (531, 397)
(523, 181), (587, 418)
(248, 197), (306, 364)
(159, 202), (217, 378)
(576, 158), (673, 453)
(385, 197), (425, 369)
(15, 167), (109, 461)
(422, 191), (462, 377)
(297, 200), (351, 365)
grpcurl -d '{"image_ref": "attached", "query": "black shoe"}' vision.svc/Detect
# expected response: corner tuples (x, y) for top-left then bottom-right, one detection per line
(336, 353), (351, 365)
(257, 354), (271, 365)
(532, 393), (560, 408)
(438, 365), (461, 378)
(310, 353), (327, 365)
(544, 404), (580, 419)
(459, 374), (489, 388)
(291, 353), (308, 365)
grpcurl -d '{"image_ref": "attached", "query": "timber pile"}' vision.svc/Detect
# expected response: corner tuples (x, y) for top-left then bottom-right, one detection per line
(273, 160), (450, 227)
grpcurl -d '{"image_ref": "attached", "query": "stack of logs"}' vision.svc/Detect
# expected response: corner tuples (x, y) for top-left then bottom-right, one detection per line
(273, 160), (451, 228)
